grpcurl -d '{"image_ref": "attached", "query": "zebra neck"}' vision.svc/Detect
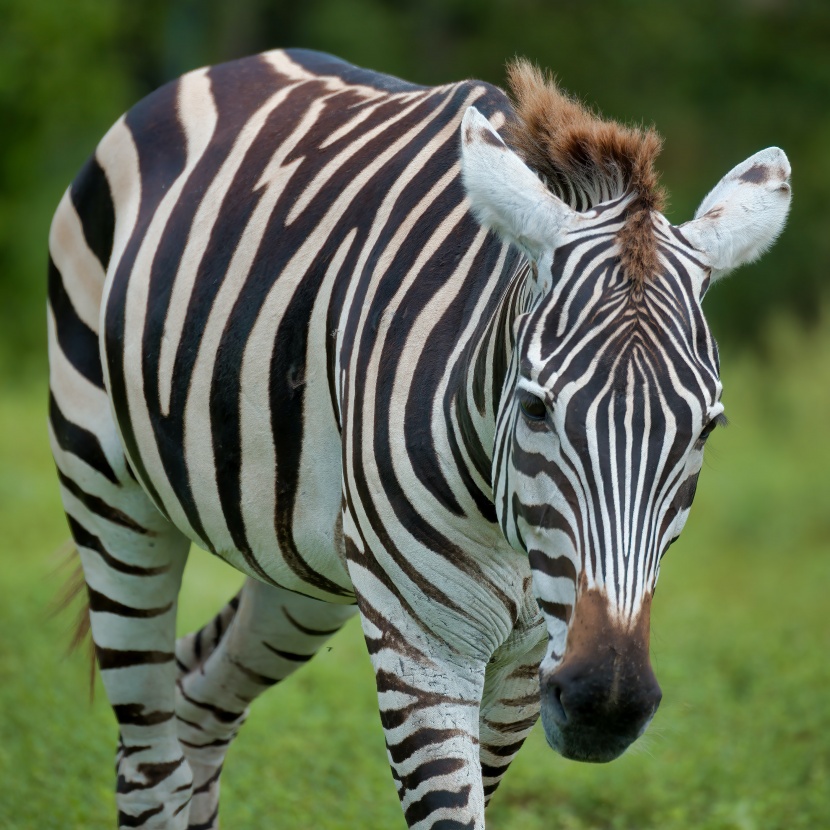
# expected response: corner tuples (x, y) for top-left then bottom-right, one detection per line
(450, 258), (534, 503)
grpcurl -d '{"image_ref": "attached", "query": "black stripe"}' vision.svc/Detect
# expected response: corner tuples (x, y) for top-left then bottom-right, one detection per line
(404, 785), (472, 826)
(230, 657), (281, 687)
(118, 743), (152, 758)
(113, 704), (174, 727)
(49, 392), (119, 484)
(187, 806), (220, 830)
(528, 550), (577, 582)
(57, 469), (148, 533)
(261, 643), (314, 662)
(66, 515), (169, 576)
(103, 77), (189, 519)
(118, 805), (164, 827)
(96, 646), (174, 670)
(536, 598), (573, 623)
(117, 758), (184, 793)
(177, 685), (244, 724)
(193, 772), (222, 796)
(394, 758), (466, 794)
(480, 761), (511, 779)
(87, 585), (172, 618)
(281, 607), (342, 637)
(485, 739), (525, 758)
(515, 492), (579, 551)
(48, 256), (104, 388)
(386, 727), (469, 766)
(70, 154), (115, 271)
(180, 737), (232, 751)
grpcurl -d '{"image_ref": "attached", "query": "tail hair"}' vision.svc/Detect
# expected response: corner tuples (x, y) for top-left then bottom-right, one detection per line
(50, 540), (96, 700)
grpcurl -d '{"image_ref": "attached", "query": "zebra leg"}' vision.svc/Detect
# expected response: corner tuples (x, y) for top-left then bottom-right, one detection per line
(175, 592), (241, 678)
(363, 616), (488, 828)
(49, 164), (194, 826)
(478, 629), (546, 806)
(175, 578), (357, 829)
(349, 539), (545, 828)
(347, 566), (488, 829)
(51, 415), (193, 828)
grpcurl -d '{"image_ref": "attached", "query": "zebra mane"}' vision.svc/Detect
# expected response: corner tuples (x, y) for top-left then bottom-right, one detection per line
(503, 59), (666, 287)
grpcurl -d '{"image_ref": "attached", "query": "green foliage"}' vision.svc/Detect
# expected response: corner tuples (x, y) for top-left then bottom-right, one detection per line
(1, 0), (829, 383)
(1, 310), (828, 827)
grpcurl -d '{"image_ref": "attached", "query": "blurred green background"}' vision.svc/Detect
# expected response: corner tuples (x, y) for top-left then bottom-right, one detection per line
(1, 1), (828, 828)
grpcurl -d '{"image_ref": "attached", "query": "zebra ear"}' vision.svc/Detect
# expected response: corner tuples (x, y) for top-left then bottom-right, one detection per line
(460, 106), (577, 260)
(681, 147), (791, 285)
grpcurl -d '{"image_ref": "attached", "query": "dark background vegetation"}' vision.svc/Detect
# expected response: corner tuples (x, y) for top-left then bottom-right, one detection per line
(1, 2), (828, 828)
(2, 0), (830, 380)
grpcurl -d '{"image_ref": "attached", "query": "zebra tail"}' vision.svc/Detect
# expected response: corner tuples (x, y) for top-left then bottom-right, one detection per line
(50, 540), (96, 701)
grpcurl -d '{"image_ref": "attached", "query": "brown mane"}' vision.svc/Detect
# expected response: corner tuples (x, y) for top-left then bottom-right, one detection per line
(503, 59), (666, 286)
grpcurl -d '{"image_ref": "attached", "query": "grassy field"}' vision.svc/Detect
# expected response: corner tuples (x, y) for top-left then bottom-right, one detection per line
(1, 313), (828, 829)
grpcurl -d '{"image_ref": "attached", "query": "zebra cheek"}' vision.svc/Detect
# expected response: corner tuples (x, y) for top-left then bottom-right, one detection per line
(527, 547), (578, 666)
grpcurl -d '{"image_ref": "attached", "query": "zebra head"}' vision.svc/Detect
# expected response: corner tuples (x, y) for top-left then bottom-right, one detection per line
(460, 104), (790, 762)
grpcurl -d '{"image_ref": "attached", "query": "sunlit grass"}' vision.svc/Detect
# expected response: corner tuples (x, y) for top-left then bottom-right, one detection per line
(1, 311), (828, 829)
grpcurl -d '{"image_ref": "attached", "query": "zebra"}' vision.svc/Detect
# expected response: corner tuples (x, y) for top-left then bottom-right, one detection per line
(47, 49), (790, 829)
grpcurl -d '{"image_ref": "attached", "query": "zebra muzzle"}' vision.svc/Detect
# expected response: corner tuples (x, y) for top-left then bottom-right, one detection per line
(538, 588), (661, 763)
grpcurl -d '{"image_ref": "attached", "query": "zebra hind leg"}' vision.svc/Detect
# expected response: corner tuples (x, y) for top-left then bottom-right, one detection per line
(175, 578), (358, 829)
(49, 153), (196, 826)
(50, 397), (193, 828)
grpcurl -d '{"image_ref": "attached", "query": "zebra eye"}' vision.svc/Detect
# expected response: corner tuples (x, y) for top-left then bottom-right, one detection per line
(699, 422), (716, 443)
(519, 393), (547, 421)
(696, 413), (728, 448)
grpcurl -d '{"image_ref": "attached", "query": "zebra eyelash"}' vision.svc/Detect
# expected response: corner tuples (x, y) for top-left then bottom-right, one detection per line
(712, 412), (729, 428)
(515, 376), (550, 399)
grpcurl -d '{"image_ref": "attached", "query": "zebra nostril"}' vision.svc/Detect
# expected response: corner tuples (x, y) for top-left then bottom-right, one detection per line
(545, 679), (568, 725)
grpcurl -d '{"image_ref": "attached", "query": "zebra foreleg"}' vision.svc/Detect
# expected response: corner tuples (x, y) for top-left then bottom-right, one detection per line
(478, 628), (546, 806)
(175, 591), (241, 678)
(350, 546), (545, 828)
(350, 580), (490, 828)
(175, 578), (357, 829)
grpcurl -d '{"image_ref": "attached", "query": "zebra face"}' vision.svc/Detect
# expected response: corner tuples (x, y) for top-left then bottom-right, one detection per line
(461, 106), (791, 762)
(503, 259), (720, 762)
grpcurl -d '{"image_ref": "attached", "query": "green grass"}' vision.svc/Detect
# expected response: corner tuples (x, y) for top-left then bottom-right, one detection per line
(1, 312), (829, 829)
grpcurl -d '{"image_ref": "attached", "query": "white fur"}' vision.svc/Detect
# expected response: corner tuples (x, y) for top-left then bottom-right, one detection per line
(460, 107), (578, 260)
(682, 147), (791, 282)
